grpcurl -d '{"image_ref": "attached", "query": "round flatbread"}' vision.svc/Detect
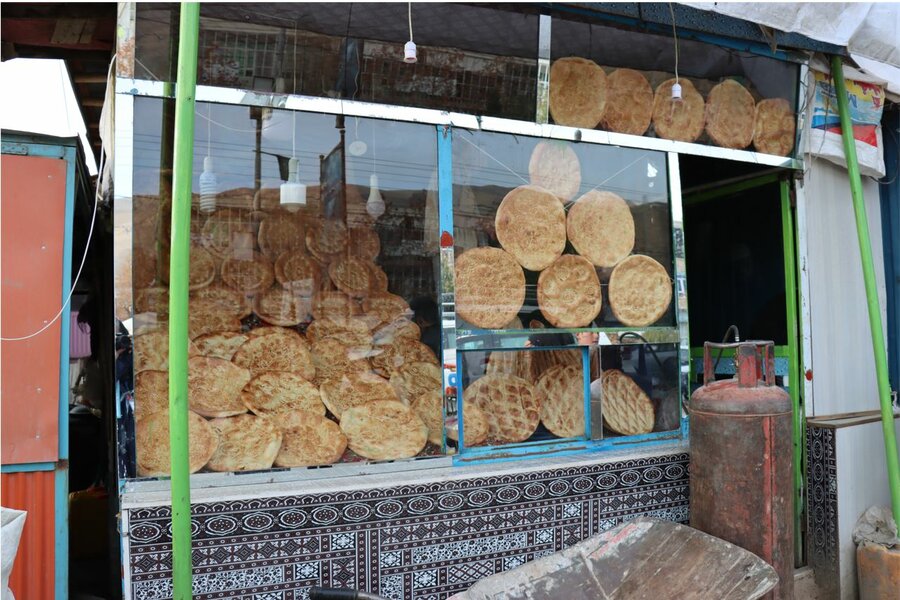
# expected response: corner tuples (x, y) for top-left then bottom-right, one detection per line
(193, 331), (249, 361)
(411, 390), (444, 446)
(705, 79), (755, 149)
(549, 57), (608, 129)
(455, 247), (525, 329)
(652, 78), (705, 142)
(188, 300), (243, 340)
(134, 286), (169, 320)
(753, 98), (796, 157)
(206, 414), (282, 472)
(134, 330), (199, 372)
(306, 219), (347, 261)
(567, 190), (635, 268)
(536, 365), (584, 438)
(372, 318), (420, 346)
(366, 262), (389, 293)
(602, 69), (653, 135)
(329, 256), (372, 298)
(464, 374), (539, 444)
(232, 332), (316, 380)
(190, 285), (252, 319)
(254, 287), (310, 326)
(200, 208), (255, 258)
(390, 361), (442, 405)
(311, 337), (371, 384)
(528, 141), (582, 202)
(601, 368), (655, 435)
(495, 185), (566, 271)
(241, 371), (325, 419)
(274, 251), (322, 296)
(538, 254), (602, 328)
(275, 414), (348, 467)
(136, 410), (218, 476)
(221, 250), (274, 295)
(305, 316), (375, 347)
(370, 340), (438, 378)
(134, 370), (169, 420)
(486, 349), (535, 383)
(187, 356), (252, 418)
(311, 291), (359, 321)
(246, 325), (301, 339)
(320, 372), (399, 420)
(362, 293), (411, 326)
(258, 212), (305, 261)
(161, 246), (217, 290)
(446, 400), (490, 447)
(340, 401), (428, 461)
(608, 254), (672, 326)
(349, 227), (380, 261)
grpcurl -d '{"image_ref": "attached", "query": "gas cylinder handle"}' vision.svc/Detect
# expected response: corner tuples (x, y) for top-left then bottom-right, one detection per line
(703, 340), (776, 386)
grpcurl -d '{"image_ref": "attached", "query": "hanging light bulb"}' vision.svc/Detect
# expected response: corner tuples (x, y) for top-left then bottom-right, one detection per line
(280, 157), (307, 212)
(404, 3), (417, 63)
(199, 158), (217, 213)
(366, 173), (385, 219)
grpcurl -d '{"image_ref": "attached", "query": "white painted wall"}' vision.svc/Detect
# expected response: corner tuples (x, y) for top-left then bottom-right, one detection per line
(801, 159), (889, 416)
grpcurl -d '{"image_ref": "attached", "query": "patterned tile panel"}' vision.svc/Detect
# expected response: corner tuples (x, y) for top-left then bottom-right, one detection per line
(806, 425), (839, 597)
(126, 452), (689, 600)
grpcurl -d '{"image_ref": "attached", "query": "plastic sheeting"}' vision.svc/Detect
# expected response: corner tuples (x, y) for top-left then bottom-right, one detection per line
(1, 508), (26, 600)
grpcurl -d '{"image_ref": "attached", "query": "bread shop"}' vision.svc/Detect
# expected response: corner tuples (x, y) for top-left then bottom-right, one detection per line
(115, 3), (810, 598)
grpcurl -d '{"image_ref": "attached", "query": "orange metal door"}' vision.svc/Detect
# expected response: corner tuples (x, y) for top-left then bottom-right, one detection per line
(1, 153), (67, 464)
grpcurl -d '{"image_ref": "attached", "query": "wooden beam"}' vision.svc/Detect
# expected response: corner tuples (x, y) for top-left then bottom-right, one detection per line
(74, 74), (108, 84)
(81, 98), (104, 107)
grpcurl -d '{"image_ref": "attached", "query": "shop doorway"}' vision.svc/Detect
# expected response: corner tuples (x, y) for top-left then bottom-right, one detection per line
(680, 155), (805, 566)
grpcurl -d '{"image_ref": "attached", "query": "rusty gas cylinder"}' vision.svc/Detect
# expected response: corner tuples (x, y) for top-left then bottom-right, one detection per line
(689, 341), (793, 600)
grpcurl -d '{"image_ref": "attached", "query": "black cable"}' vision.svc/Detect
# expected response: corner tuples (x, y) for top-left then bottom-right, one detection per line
(619, 332), (666, 372)
(712, 324), (741, 379)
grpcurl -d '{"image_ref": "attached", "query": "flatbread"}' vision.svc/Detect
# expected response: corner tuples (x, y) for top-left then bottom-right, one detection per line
(549, 57), (608, 129)
(134, 370), (170, 420)
(134, 330), (199, 372)
(188, 300), (243, 340)
(528, 141), (582, 202)
(305, 316), (375, 346)
(320, 372), (399, 420)
(206, 414), (282, 472)
(246, 325), (301, 339)
(306, 219), (347, 261)
(275, 414), (348, 467)
(366, 262), (389, 293)
(241, 371), (326, 418)
(601, 368), (655, 435)
(311, 337), (371, 384)
(134, 286), (169, 320)
(602, 69), (653, 135)
(362, 293), (411, 326)
(705, 79), (755, 149)
(258, 212), (305, 261)
(187, 356), (252, 418)
(753, 98), (796, 156)
(411, 390), (444, 446)
(464, 374), (539, 444)
(370, 340), (438, 377)
(136, 410), (218, 476)
(537, 254), (602, 328)
(486, 349), (536, 383)
(232, 332), (316, 380)
(161, 246), (218, 290)
(390, 361), (442, 405)
(328, 256), (372, 298)
(536, 365), (584, 438)
(372, 318), (420, 346)
(446, 400), (490, 447)
(340, 401), (428, 460)
(652, 78), (705, 142)
(199, 208), (255, 258)
(567, 190), (635, 268)
(608, 254), (672, 327)
(274, 250), (322, 296)
(311, 291), (359, 321)
(455, 247), (525, 329)
(221, 250), (275, 295)
(495, 185), (566, 271)
(190, 285), (252, 319)
(349, 227), (380, 261)
(132, 246), (158, 289)
(193, 331), (249, 360)
(254, 287), (310, 326)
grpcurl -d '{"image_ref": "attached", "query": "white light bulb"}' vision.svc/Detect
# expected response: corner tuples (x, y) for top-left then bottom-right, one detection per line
(671, 81), (683, 101)
(280, 157), (307, 213)
(367, 173), (386, 219)
(199, 156), (218, 213)
(404, 40), (417, 64)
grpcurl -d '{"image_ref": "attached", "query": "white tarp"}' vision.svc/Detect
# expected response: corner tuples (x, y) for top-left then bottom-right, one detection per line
(1, 508), (27, 600)
(684, 2), (900, 89)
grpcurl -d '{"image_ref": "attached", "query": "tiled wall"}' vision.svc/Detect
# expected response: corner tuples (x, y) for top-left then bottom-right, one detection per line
(806, 425), (839, 597)
(125, 451), (689, 599)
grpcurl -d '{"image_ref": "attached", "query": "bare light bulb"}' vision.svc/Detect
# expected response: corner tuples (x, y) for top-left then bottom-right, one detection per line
(671, 81), (683, 101)
(404, 40), (417, 64)
(199, 156), (218, 213)
(280, 157), (307, 213)
(366, 173), (386, 219)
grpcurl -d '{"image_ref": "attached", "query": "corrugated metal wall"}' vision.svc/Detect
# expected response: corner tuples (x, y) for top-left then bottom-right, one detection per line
(1, 470), (56, 600)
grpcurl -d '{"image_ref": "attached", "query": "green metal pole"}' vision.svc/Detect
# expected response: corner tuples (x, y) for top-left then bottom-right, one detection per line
(168, 4), (200, 600)
(830, 55), (900, 526)
(780, 179), (804, 565)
